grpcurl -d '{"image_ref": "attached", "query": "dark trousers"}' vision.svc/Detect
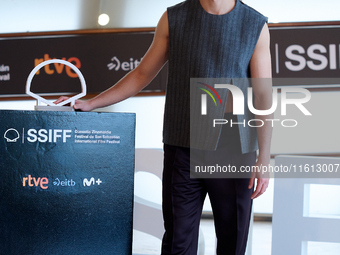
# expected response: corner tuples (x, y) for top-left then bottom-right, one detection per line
(161, 115), (256, 255)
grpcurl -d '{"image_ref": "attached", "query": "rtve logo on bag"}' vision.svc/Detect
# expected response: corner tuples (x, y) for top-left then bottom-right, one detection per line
(22, 175), (49, 190)
(3, 128), (72, 143)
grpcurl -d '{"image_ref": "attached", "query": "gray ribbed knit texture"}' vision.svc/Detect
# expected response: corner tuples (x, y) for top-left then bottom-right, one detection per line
(163, 0), (268, 153)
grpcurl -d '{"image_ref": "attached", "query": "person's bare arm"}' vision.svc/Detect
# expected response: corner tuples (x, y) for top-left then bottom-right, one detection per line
(55, 11), (169, 111)
(248, 23), (273, 199)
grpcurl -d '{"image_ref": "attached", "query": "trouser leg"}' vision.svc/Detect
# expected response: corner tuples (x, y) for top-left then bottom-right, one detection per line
(206, 177), (254, 255)
(162, 144), (206, 255)
(203, 113), (256, 255)
(203, 146), (256, 254)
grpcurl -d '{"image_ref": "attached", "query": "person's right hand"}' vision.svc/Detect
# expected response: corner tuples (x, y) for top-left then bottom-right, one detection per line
(54, 96), (93, 112)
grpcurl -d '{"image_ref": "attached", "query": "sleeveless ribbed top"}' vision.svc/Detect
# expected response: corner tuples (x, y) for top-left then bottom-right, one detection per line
(163, 0), (268, 153)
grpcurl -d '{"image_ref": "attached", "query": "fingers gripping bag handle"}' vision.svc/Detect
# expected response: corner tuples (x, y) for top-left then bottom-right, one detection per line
(26, 59), (87, 111)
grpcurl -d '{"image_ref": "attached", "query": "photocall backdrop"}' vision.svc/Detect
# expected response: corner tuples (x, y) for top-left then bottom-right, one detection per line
(0, 23), (339, 97)
(0, 31), (167, 96)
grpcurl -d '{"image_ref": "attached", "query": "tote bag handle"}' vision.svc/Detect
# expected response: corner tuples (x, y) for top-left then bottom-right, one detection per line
(26, 59), (86, 110)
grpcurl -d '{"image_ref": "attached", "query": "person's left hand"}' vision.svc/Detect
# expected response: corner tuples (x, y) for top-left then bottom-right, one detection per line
(248, 158), (270, 199)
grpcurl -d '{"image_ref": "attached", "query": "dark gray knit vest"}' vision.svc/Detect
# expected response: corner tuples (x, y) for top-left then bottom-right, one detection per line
(163, 0), (268, 153)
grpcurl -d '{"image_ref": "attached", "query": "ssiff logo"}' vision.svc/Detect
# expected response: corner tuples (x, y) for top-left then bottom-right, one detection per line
(3, 128), (72, 143)
(275, 43), (339, 74)
(4, 128), (20, 142)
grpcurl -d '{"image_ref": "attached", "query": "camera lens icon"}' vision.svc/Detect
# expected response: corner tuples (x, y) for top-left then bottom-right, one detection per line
(4, 128), (20, 142)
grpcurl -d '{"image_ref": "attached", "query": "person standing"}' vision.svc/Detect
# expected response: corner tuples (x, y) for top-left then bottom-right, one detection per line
(56, 0), (272, 254)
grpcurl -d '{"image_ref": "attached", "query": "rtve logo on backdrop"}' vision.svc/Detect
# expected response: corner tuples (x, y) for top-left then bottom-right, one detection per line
(34, 54), (81, 78)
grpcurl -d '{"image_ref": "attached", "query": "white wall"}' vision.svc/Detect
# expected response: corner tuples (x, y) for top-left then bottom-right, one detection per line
(243, 0), (340, 23)
(0, 0), (101, 33)
(1, 0), (339, 34)
(96, 96), (165, 149)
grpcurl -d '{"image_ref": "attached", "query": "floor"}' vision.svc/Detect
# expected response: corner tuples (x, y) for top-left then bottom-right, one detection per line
(132, 219), (272, 255)
(133, 219), (340, 255)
